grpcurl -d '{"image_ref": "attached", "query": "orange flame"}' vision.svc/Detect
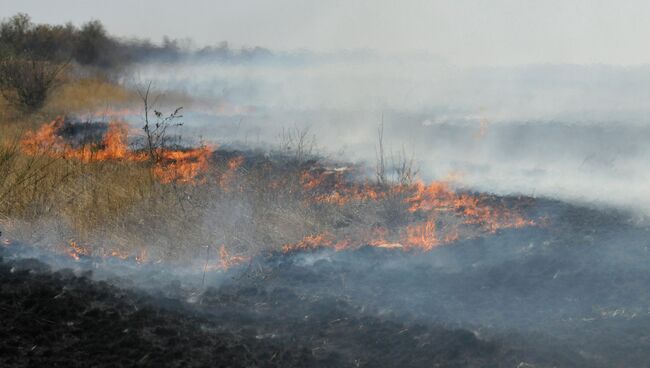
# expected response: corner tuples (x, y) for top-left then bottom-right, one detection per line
(66, 240), (90, 261)
(282, 233), (335, 252)
(154, 147), (212, 184)
(61, 240), (150, 264)
(21, 118), (211, 184)
(20, 119), (66, 155)
(218, 156), (245, 190)
(404, 217), (439, 251)
(301, 169), (381, 206)
(404, 180), (533, 232)
(218, 245), (249, 269)
(282, 176), (534, 254)
(19, 118), (536, 267)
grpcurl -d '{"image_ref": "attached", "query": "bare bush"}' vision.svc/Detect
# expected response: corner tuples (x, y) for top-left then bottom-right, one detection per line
(374, 119), (420, 227)
(277, 125), (316, 164)
(0, 57), (67, 111)
(375, 120), (419, 187)
(137, 82), (183, 162)
(391, 147), (419, 186)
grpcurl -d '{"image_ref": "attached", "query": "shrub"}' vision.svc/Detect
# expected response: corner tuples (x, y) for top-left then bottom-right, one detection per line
(0, 57), (67, 111)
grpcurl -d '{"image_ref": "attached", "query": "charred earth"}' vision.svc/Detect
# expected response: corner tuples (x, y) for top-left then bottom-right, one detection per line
(2, 197), (650, 367)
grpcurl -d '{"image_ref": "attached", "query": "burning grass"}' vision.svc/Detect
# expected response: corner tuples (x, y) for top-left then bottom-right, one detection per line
(20, 117), (212, 184)
(0, 69), (536, 269)
(1, 113), (537, 272)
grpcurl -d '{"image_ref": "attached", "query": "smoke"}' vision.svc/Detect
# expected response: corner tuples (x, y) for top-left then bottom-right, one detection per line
(124, 54), (650, 214)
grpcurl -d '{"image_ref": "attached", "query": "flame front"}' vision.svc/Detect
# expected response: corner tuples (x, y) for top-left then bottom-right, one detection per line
(283, 176), (534, 253)
(18, 117), (537, 269)
(154, 147), (212, 184)
(404, 217), (438, 251)
(21, 117), (210, 184)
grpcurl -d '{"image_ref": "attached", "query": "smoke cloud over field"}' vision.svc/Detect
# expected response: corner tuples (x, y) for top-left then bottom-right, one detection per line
(5, 5), (650, 366)
(127, 55), (650, 214)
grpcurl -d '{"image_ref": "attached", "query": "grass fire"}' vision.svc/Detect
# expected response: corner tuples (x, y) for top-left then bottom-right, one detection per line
(2, 5), (650, 368)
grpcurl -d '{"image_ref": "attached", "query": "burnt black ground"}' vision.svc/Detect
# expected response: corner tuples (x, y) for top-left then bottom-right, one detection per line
(0, 257), (324, 368)
(2, 198), (650, 367)
(0, 251), (549, 368)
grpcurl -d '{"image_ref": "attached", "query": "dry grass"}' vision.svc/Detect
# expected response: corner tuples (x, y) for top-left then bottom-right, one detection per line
(45, 77), (135, 114)
(0, 72), (335, 263)
(0, 75), (520, 268)
(0, 76), (345, 262)
(0, 126), (366, 264)
(0, 77), (151, 246)
(0, 112), (411, 265)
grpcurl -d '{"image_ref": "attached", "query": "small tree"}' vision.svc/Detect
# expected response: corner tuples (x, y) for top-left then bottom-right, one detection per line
(137, 82), (183, 163)
(0, 14), (69, 111)
(0, 13), (31, 56)
(0, 56), (67, 111)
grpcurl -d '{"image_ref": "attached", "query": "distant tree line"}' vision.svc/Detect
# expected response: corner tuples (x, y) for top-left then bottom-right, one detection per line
(0, 13), (272, 69)
(0, 13), (272, 111)
(0, 13), (182, 69)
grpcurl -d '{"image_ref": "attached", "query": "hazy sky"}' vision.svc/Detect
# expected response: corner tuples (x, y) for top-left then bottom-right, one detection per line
(3, 0), (650, 66)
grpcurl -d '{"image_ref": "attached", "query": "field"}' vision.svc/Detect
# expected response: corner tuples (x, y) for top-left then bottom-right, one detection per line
(2, 12), (650, 368)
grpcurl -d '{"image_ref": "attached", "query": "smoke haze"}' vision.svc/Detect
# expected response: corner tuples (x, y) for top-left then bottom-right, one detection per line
(125, 57), (650, 214)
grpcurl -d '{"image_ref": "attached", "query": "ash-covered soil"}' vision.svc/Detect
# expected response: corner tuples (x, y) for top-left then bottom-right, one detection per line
(0, 252), (544, 368)
(0, 257), (325, 367)
(2, 198), (650, 367)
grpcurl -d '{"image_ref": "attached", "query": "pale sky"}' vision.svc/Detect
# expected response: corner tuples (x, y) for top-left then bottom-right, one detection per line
(3, 0), (650, 66)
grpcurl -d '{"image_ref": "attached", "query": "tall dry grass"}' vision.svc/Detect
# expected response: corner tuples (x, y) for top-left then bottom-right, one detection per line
(0, 65), (313, 268)
(0, 77), (153, 248)
(0, 75), (426, 267)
